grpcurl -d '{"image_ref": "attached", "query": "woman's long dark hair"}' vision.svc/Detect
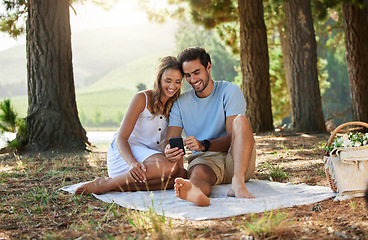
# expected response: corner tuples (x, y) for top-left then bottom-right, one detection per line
(150, 56), (183, 118)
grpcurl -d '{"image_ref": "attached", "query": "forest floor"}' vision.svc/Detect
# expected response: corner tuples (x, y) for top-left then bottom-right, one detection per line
(1, 132), (368, 239)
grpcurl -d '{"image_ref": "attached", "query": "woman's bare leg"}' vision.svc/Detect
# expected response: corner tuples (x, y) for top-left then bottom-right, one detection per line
(75, 153), (186, 195)
(111, 167), (187, 192)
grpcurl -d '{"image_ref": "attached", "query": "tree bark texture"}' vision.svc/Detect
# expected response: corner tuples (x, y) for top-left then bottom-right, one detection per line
(284, 0), (326, 132)
(342, 2), (368, 122)
(26, 0), (89, 151)
(238, 0), (273, 133)
(277, 22), (292, 103)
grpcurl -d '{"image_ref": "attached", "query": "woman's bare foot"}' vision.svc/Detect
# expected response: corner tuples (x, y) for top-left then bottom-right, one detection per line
(174, 178), (210, 207)
(227, 177), (255, 199)
(75, 177), (106, 195)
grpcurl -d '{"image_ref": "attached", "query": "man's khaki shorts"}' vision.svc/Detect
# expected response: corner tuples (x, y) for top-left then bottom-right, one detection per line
(186, 146), (256, 185)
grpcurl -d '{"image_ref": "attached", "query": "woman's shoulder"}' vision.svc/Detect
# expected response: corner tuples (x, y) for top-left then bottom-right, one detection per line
(132, 90), (156, 113)
(130, 91), (149, 108)
(134, 90), (153, 101)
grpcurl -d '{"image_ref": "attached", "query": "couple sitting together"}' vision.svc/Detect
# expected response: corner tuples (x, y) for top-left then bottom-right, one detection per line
(75, 47), (256, 207)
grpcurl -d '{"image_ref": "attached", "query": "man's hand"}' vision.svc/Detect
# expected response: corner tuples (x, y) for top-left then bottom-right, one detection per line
(165, 144), (184, 162)
(128, 161), (146, 183)
(184, 136), (205, 152)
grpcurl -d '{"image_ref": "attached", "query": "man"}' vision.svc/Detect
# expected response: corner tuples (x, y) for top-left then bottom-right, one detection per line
(165, 47), (256, 206)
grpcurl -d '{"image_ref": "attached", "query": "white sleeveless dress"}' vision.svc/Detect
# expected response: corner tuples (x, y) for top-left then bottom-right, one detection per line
(107, 92), (168, 178)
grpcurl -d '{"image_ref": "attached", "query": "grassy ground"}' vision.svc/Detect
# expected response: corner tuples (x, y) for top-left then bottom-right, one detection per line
(1, 133), (368, 239)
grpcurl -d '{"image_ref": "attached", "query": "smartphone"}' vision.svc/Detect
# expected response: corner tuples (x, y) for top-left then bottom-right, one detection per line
(169, 137), (185, 152)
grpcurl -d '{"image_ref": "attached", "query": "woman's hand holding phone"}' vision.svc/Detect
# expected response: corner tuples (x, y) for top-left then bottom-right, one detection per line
(169, 137), (185, 151)
(165, 137), (185, 162)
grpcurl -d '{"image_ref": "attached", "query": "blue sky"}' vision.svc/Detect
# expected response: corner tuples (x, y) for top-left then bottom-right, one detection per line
(0, 0), (167, 51)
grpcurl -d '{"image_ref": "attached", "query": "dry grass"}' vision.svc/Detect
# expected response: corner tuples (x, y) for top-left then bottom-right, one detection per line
(1, 133), (368, 239)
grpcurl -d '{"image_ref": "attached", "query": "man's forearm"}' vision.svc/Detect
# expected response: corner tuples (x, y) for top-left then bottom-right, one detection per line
(206, 133), (232, 152)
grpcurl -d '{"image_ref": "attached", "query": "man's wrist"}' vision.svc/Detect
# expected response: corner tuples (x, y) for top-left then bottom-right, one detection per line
(201, 139), (210, 152)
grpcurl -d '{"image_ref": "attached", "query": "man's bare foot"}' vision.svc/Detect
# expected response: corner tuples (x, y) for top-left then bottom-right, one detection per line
(75, 177), (106, 195)
(174, 178), (210, 207)
(227, 177), (255, 199)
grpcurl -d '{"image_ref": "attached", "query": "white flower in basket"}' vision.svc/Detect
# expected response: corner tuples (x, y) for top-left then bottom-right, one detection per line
(323, 122), (368, 201)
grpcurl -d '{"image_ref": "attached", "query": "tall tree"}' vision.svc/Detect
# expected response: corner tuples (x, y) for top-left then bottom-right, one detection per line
(264, 3), (292, 124)
(342, 1), (368, 122)
(239, 0), (273, 132)
(284, 0), (326, 132)
(26, 0), (88, 151)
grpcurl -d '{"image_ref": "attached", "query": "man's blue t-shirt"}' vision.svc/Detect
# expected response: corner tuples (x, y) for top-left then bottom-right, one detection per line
(169, 81), (246, 142)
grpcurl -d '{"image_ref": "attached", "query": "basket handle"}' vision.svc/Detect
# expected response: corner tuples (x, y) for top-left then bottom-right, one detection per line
(325, 121), (368, 148)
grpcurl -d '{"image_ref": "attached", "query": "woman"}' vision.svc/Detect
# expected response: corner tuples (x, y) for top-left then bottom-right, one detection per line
(75, 56), (186, 195)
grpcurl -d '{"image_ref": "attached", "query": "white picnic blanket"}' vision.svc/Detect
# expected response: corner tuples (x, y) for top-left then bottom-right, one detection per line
(60, 179), (336, 221)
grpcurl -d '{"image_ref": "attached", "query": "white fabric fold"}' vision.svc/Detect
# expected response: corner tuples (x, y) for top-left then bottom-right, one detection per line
(60, 179), (336, 221)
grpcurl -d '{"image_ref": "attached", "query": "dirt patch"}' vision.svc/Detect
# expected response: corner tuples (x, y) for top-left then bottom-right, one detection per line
(0, 133), (367, 239)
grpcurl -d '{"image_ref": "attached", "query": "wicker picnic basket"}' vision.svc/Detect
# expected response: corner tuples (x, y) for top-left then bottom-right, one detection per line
(323, 121), (368, 198)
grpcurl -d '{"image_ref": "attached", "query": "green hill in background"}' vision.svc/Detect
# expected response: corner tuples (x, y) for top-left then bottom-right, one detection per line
(0, 21), (177, 93)
(0, 21), (178, 129)
(0, 45), (27, 97)
(78, 52), (171, 93)
(71, 22), (177, 89)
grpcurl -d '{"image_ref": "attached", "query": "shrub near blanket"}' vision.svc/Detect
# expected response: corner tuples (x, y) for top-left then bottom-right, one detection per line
(323, 121), (368, 200)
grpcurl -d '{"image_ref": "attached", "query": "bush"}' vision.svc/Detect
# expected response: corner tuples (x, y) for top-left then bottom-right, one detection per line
(0, 99), (26, 150)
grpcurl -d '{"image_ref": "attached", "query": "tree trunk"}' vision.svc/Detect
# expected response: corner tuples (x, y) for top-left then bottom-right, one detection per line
(238, 0), (273, 133)
(277, 22), (292, 103)
(284, 0), (326, 132)
(26, 0), (89, 151)
(342, 2), (368, 122)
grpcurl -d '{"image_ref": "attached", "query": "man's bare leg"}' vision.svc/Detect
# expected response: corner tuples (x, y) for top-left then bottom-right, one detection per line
(75, 154), (186, 195)
(227, 115), (256, 199)
(174, 164), (216, 206)
(174, 178), (210, 206)
(227, 177), (254, 199)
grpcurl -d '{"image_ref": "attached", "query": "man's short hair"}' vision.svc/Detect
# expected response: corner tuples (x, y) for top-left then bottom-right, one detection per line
(177, 47), (211, 69)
